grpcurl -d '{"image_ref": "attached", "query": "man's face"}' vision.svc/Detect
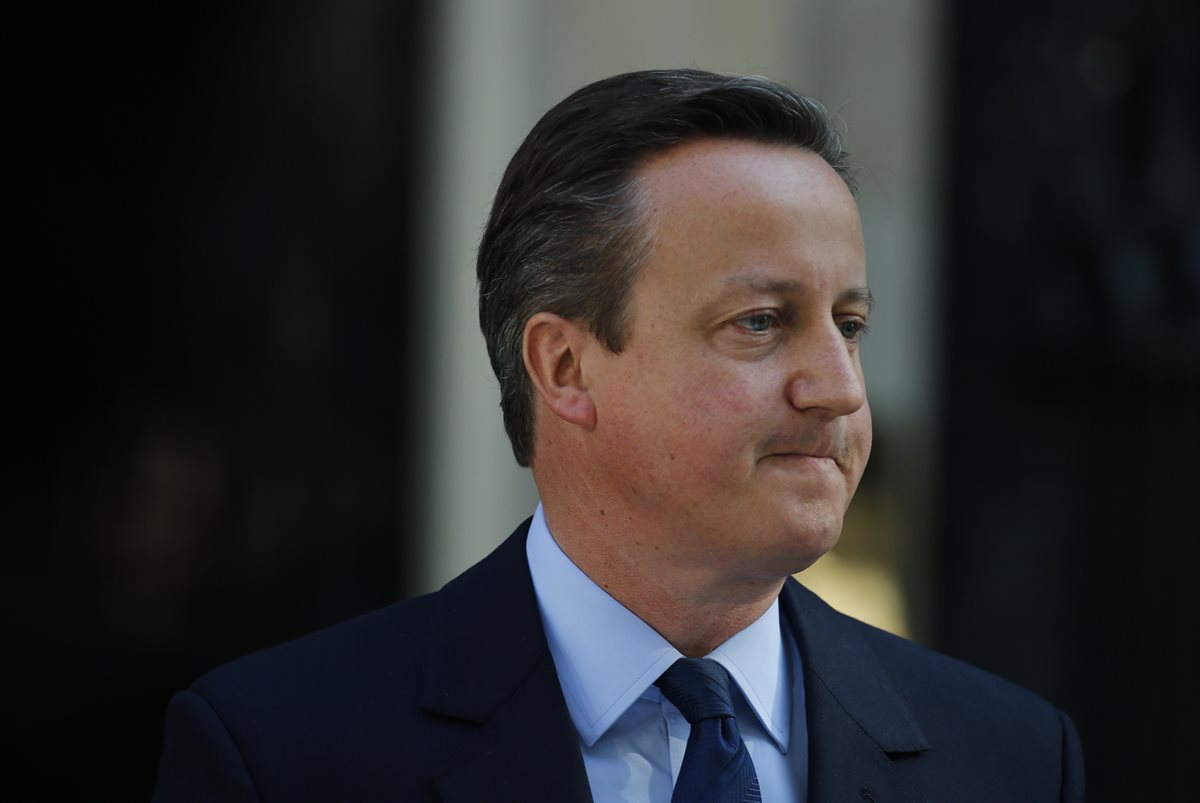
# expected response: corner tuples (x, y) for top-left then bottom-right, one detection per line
(586, 138), (872, 582)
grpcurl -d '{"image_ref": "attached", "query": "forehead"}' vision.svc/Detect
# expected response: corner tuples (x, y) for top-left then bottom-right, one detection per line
(642, 135), (847, 189)
(631, 138), (865, 301)
(637, 137), (857, 231)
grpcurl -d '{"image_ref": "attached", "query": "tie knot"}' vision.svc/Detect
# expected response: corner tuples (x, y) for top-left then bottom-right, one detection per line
(655, 657), (736, 724)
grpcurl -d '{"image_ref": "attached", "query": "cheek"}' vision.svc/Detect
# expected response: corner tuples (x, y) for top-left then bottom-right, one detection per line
(610, 375), (756, 476)
(687, 383), (760, 441)
(669, 370), (768, 477)
(597, 348), (777, 480)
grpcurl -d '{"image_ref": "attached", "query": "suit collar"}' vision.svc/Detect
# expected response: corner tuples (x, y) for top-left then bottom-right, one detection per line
(422, 519), (545, 721)
(781, 579), (930, 803)
(781, 579), (929, 754)
(422, 519), (592, 802)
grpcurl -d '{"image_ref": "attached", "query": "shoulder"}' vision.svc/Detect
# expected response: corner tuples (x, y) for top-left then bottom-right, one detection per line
(786, 577), (1062, 721)
(784, 579), (1084, 801)
(190, 517), (537, 714)
(858, 614), (1083, 797)
(154, 593), (448, 803)
(192, 591), (438, 714)
(154, 521), (540, 802)
(856, 611), (1057, 717)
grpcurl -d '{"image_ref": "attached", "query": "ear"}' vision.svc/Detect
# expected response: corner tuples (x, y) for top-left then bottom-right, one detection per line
(523, 312), (597, 431)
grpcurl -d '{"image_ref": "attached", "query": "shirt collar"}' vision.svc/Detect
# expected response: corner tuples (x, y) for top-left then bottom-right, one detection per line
(525, 504), (791, 749)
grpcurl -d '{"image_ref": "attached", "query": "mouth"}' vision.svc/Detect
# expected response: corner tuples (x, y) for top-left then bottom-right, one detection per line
(760, 452), (843, 472)
(758, 430), (850, 473)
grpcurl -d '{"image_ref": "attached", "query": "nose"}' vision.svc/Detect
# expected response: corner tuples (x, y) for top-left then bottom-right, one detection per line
(784, 323), (867, 417)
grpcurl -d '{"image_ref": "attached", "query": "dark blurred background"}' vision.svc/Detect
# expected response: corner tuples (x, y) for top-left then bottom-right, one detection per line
(5, 1), (1196, 800)
(940, 0), (1199, 796)
(6, 2), (431, 798)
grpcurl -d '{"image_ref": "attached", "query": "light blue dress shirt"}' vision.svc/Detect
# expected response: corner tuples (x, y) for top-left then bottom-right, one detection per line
(526, 504), (808, 802)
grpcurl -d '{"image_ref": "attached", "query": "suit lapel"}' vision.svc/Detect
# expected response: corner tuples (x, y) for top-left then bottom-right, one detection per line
(421, 521), (592, 803)
(430, 656), (591, 803)
(781, 580), (931, 803)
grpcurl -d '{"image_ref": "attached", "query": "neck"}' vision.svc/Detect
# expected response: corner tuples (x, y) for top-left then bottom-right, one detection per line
(540, 498), (786, 658)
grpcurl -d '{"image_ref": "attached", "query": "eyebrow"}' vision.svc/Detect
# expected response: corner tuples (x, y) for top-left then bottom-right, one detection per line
(721, 275), (875, 312)
(840, 286), (875, 312)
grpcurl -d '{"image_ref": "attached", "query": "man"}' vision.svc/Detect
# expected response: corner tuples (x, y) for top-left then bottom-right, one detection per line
(154, 69), (1083, 802)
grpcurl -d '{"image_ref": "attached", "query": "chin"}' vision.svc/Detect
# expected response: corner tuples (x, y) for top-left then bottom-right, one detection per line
(784, 542), (839, 576)
(778, 511), (844, 574)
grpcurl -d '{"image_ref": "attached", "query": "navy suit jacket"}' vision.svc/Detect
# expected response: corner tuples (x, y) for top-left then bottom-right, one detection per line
(153, 520), (1084, 802)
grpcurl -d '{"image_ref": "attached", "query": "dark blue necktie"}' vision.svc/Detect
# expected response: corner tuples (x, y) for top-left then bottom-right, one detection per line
(655, 657), (762, 803)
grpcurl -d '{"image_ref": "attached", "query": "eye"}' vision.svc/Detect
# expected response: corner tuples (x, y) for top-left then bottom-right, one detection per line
(838, 319), (870, 341)
(733, 312), (779, 333)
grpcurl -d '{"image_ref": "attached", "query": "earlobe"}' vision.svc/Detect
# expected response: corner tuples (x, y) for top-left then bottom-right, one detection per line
(523, 313), (597, 431)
